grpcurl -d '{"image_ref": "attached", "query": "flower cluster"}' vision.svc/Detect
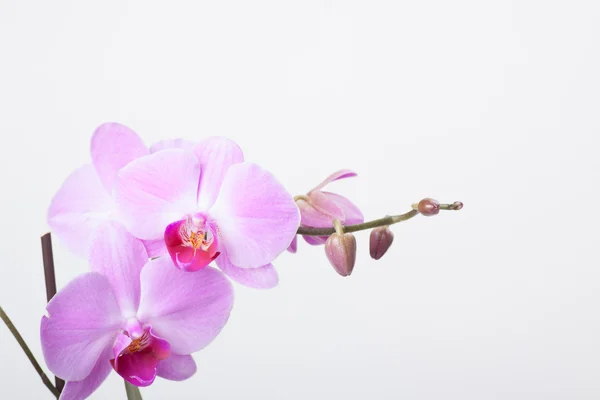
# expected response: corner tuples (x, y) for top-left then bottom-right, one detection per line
(44, 123), (301, 399)
(41, 122), (461, 400)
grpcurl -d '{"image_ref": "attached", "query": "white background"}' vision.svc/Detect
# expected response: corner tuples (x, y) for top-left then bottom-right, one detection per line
(1, 1), (599, 399)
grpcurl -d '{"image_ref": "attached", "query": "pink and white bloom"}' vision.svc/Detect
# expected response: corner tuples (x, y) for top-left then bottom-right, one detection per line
(41, 223), (233, 400)
(289, 169), (364, 251)
(114, 137), (300, 289)
(47, 122), (194, 258)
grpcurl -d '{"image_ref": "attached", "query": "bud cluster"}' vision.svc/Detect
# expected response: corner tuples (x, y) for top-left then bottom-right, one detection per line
(318, 197), (463, 276)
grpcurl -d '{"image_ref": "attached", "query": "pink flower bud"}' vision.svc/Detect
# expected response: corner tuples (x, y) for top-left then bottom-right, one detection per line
(369, 226), (394, 260)
(417, 198), (440, 216)
(325, 233), (357, 277)
(452, 201), (464, 210)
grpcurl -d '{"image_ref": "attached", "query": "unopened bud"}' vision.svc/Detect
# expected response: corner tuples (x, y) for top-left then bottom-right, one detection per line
(325, 233), (357, 277)
(417, 198), (440, 216)
(452, 201), (464, 210)
(369, 226), (394, 260)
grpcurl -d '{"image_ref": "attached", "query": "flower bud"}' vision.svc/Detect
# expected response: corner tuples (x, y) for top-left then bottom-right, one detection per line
(452, 201), (464, 210)
(417, 198), (440, 216)
(369, 226), (394, 260)
(325, 233), (357, 277)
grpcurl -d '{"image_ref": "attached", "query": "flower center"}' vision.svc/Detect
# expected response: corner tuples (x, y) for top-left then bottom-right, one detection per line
(126, 330), (151, 353)
(111, 321), (171, 387)
(164, 214), (220, 271)
(180, 216), (215, 251)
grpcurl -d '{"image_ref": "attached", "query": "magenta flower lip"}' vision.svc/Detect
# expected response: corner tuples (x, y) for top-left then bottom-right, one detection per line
(164, 216), (220, 272)
(110, 325), (171, 387)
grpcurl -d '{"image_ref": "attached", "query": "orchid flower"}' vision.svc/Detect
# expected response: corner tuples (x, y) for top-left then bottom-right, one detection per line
(113, 137), (300, 289)
(40, 223), (233, 400)
(47, 123), (196, 258)
(289, 169), (364, 252)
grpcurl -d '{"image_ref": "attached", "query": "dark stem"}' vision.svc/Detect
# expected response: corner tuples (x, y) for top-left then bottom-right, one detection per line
(0, 306), (60, 398)
(41, 234), (58, 303)
(41, 233), (65, 393)
(297, 201), (462, 236)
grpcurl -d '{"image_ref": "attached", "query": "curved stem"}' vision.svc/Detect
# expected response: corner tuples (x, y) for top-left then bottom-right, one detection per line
(297, 201), (462, 236)
(0, 306), (60, 398)
(298, 210), (418, 236)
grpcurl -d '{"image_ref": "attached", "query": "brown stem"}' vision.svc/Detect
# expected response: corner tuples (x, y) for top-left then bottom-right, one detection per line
(41, 233), (64, 393)
(0, 306), (60, 398)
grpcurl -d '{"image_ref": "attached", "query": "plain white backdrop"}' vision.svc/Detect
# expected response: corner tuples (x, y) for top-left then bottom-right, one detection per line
(1, 1), (599, 399)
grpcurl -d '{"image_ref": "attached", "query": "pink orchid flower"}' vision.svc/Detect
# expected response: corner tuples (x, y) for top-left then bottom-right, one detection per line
(41, 223), (233, 400)
(113, 137), (300, 289)
(47, 122), (195, 258)
(289, 169), (363, 252)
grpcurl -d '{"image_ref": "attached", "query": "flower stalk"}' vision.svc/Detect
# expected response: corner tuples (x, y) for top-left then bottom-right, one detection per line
(125, 381), (143, 400)
(297, 201), (462, 236)
(41, 233), (65, 393)
(0, 306), (60, 398)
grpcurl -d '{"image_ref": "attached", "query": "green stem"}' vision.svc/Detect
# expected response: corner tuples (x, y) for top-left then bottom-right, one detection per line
(0, 306), (60, 398)
(298, 210), (419, 236)
(297, 201), (462, 236)
(125, 381), (143, 400)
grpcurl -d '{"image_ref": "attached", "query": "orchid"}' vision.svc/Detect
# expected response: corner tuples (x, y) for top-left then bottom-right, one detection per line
(47, 122), (195, 259)
(0, 118), (462, 400)
(40, 222), (233, 400)
(288, 169), (364, 252)
(113, 137), (300, 289)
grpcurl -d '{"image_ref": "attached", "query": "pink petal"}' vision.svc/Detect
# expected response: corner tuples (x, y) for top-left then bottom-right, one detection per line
(296, 193), (362, 229)
(40, 273), (123, 381)
(310, 169), (357, 192)
(114, 149), (201, 240)
(91, 122), (148, 193)
(112, 351), (158, 387)
(287, 236), (298, 253)
(323, 192), (364, 225)
(296, 198), (336, 228)
(157, 354), (197, 381)
(89, 223), (148, 316)
(216, 253), (279, 289)
(142, 239), (167, 258)
(137, 258), (234, 354)
(150, 138), (198, 153)
(209, 162), (300, 268)
(194, 137), (244, 210)
(59, 346), (113, 400)
(308, 191), (344, 220)
(302, 235), (328, 246)
(47, 164), (113, 257)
